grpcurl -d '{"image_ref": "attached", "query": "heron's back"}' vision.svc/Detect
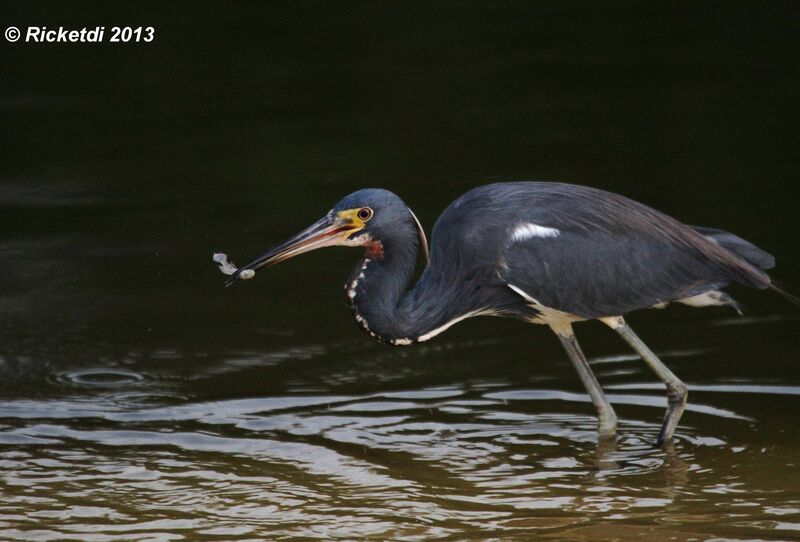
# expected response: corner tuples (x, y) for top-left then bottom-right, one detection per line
(429, 182), (773, 318)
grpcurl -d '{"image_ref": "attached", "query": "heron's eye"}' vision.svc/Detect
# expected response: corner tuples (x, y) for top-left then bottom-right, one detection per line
(357, 207), (373, 221)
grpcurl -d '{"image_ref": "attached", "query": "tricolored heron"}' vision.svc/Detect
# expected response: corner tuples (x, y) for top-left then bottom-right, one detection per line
(218, 182), (791, 445)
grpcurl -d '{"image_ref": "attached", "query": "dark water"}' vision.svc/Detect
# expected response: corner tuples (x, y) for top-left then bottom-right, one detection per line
(2, 2), (800, 540)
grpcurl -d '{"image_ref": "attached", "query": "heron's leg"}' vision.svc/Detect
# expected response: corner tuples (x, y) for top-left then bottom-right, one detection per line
(600, 317), (688, 446)
(550, 322), (618, 436)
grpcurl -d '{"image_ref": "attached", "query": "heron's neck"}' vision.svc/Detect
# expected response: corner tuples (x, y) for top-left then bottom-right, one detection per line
(345, 230), (476, 345)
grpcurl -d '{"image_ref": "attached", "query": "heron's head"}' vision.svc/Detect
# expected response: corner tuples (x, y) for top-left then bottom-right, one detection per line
(225, 189), (428, 286)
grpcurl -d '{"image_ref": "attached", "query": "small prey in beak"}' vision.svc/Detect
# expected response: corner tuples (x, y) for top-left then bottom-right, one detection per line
(213, 211), (367, 287)
(212, 253), (255, 280)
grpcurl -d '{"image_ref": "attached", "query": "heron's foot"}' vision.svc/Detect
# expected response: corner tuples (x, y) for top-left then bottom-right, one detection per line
(655, 380), (688, 447)
(597, 408), (618, 437)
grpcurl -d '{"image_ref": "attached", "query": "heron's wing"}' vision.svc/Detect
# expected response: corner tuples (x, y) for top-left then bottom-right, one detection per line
(493, 186), (771, 319)
(499, 229), (726, 318)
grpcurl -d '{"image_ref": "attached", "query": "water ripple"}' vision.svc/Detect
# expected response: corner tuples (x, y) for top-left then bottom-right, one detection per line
(1, 372), (797, 540)
(51, 368), (147, 389)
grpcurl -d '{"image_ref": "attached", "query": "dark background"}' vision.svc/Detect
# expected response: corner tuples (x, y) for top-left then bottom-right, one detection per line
(3, 1), (799, 384)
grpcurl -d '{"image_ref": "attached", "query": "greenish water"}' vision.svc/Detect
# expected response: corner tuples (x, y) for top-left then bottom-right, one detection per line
(2, 2), (799, 540)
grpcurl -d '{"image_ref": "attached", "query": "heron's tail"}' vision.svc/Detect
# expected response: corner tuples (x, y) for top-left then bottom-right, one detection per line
(690, 226), (797, 306)
(770, 283), (800, 307)
(691, 226), (775, 271)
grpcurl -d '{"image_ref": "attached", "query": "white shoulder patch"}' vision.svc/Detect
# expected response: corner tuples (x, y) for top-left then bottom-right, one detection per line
(511, 223), (560, 242)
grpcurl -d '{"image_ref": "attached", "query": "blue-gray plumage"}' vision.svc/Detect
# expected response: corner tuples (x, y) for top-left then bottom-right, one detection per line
(220, 182), (789, 446)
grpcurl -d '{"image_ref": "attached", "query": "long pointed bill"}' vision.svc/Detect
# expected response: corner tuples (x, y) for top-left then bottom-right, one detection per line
(225, 215), (358, 286)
